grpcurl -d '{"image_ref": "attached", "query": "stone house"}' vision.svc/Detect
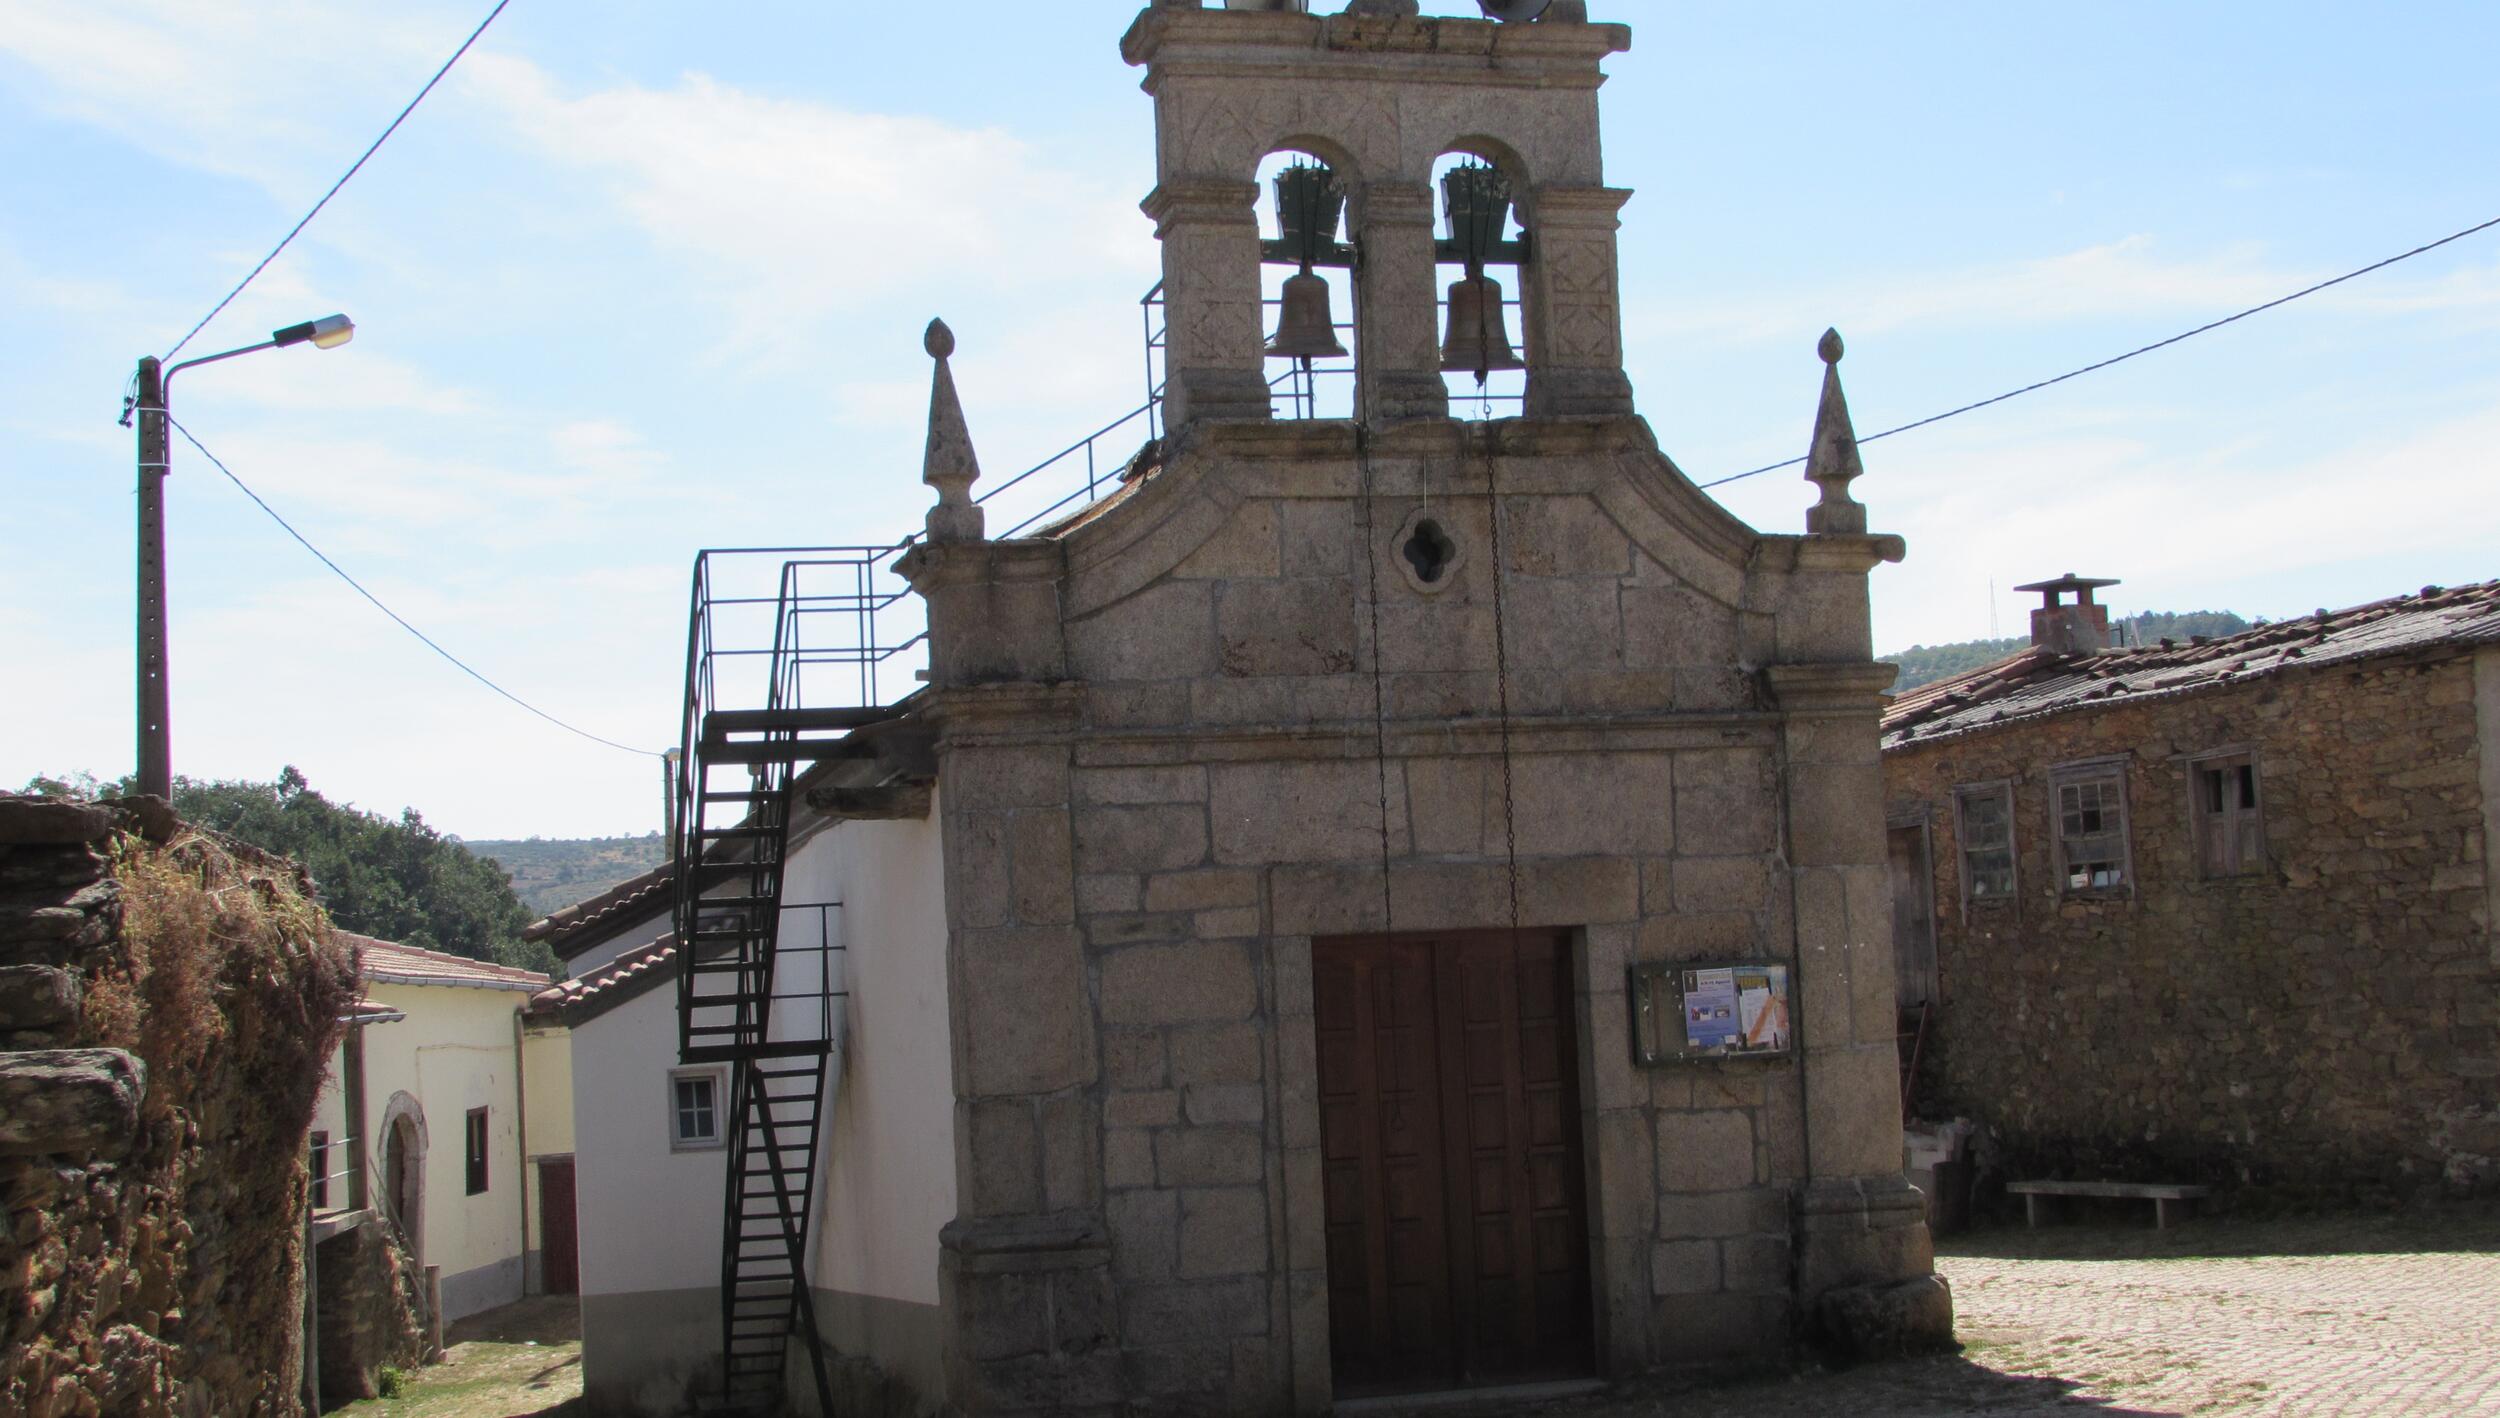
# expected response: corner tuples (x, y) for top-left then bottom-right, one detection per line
(564, 4), (1948, 1414)
(1881, 575), (2500, 1198)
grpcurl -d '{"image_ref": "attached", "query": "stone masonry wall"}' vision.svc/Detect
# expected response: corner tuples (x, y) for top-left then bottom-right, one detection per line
(921, 415), (1934, 1415)
(1884, 655), (2500, 1198)
(0, 796), (355, 1416)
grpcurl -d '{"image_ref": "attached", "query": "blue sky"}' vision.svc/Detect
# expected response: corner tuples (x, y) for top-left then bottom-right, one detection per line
(3, 1), (2495, 838)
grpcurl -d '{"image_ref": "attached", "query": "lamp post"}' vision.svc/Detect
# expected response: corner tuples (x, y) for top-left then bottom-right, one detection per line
(127, 315), (355, 800)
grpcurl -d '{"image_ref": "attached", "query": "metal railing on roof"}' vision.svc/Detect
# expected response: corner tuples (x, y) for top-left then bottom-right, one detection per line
(682, 278), (1535, 726)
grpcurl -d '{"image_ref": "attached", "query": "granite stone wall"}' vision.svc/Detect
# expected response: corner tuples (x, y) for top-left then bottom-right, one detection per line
(914, 413), (1937, 1415)
(0, 796), (355, 1416)
(1885, 654), (2500, 1198)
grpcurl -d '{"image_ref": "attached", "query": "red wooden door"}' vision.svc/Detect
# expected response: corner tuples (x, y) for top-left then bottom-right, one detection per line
(538, 1156), (579, 1295)
(1316, 930), (1593, 1396)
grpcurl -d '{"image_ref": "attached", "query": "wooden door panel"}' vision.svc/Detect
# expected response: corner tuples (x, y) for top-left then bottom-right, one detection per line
(1889, 826), (1938, 1008)
(537, 1156), (579, 1296)
(1318, 940), (1454, 1394)
(1317, 930), (1594, 1397)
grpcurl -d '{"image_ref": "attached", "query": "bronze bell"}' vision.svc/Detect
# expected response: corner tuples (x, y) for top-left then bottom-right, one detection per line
(1440, 273), (1524, 378)
(1268, 272), (1349, 360)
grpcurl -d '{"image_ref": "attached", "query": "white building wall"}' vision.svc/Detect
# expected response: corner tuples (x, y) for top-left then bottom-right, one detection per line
(306, 982), (544, 1322)
(572, 803), (954, 1415)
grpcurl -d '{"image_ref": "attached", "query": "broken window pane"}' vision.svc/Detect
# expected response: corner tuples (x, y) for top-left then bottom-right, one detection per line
(1954, 784), (2016, 902)
(2053, 769), (2130, 893)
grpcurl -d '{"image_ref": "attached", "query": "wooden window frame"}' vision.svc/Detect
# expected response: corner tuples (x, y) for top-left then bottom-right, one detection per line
(463, 1107), (489, 1196)
(1951, 780), (2018, 909)
(669, 1066), (728, 1152)
(2048, 756), (2135, 898)
(2186, 746), (2267, 880)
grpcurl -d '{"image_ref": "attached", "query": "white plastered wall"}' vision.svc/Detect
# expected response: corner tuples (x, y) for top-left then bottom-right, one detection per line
(302, 982), (537, 1320)
(523, 1022), (576, 1260)
(786, 803), (956, 1308)
(567, 800), (952, 1413)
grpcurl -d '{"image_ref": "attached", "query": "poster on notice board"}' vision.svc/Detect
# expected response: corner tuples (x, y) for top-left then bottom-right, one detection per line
(1681, 964), (1790, 1054)
(1628, 960), (1793, 1064)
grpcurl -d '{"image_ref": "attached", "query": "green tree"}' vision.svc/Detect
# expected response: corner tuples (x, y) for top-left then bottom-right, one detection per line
(17, 767), (552, 973)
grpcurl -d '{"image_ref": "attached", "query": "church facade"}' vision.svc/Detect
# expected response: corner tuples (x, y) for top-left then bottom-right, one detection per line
(558, 5), (1948, 1414)
(901, 4), (1944, 1411)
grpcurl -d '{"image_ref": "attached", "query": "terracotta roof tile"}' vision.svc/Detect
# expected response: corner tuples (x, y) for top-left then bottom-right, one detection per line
(340, 932), (551, 992)
(1883, 578), (2500, 750)
(521, 864), (674, 955)
(527, 935), (678, 1024)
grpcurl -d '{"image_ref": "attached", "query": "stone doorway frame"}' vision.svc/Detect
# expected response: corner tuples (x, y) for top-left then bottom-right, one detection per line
(378, 1091), (428, 1267)
(1270, 923), (1643, 1412)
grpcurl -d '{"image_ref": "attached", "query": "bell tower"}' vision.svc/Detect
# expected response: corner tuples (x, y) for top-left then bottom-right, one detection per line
(1122, 2), (1635, 425)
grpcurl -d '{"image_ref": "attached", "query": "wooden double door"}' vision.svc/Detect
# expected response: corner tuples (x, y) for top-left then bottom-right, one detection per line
(1314, 929), (1595, 1397)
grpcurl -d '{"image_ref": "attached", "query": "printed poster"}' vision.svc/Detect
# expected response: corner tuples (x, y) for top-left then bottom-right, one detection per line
(1681, 964), (1790, 1055)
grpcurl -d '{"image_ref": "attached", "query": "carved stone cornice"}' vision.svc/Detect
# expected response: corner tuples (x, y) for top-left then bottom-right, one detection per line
(1141, 179), (1260, 235)
(896, 538), (1064, 594)
(922, 682), (1086, 748)
(1762, 662), (1900, 715)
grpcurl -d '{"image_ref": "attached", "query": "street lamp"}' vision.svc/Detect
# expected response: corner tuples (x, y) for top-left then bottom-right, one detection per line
(123, 315), (356, 800)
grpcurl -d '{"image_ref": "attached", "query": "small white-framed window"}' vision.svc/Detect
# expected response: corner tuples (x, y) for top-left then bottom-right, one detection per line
(670, 1067), (727, 1151)
(2189, 749), (2265, 879)
(2051, 758), (2133, 895)
(1952, 781), (2017, 906)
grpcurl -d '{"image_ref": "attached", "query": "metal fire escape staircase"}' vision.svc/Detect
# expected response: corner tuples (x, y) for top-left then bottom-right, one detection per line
(661, 272), (1407, 1413)
(674, 553), (913, 1416)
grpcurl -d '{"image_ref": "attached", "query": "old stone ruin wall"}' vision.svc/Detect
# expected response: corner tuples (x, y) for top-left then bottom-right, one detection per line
(0, 795), (356, 1417)
(1888, 655), (2499, 1202)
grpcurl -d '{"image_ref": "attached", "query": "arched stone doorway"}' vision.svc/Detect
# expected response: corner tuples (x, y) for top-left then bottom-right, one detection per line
(377, 1091), (427, 1265)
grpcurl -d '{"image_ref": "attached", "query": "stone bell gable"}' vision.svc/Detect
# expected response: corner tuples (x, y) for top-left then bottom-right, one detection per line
(892, 7), (1944, 1415)
(1123, 3), (1634, 424)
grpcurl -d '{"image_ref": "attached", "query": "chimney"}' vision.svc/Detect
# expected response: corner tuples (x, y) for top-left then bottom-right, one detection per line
(2014, 573), (2119, 655)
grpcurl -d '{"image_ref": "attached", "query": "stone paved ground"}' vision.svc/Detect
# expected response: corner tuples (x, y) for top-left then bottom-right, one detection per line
(1493, 1205), (2500, 1417)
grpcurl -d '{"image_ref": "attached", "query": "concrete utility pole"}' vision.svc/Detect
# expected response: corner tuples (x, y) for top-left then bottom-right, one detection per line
(135, 356), (172, 801)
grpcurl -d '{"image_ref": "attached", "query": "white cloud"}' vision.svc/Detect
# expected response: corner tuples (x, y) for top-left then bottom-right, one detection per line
(457, 54), (1158, 359)
(1645, 237), (2500, 347)
(0, 0), (462, 195)
(1864, 393), (2500, 652)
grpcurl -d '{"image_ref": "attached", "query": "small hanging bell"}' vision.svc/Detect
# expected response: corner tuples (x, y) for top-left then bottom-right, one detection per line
(1440, 273), (1525, 379)
(1268, 271), (1349, 360)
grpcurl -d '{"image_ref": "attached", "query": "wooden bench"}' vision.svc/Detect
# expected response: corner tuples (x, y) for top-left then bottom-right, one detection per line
(2007, 1180), (2211, 1230)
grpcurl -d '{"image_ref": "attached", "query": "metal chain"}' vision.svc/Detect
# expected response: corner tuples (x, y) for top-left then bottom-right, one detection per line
(1479, 432), (1524, 940)
(1356, 428), (1397, 935)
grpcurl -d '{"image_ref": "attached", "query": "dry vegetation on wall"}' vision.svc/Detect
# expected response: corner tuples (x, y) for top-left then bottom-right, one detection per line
(2, 813), (356, 1418)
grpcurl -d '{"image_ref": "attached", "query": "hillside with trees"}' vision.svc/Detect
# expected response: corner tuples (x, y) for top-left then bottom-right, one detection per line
(463, 833), (669, 915)
(18, 768), (548, 972)
(1883, 610), (2251, 693)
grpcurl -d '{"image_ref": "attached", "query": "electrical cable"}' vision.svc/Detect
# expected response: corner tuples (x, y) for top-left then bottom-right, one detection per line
(1699, 211), (2500, 491)
(159, 0), (516, 362)
(163, 414), (665, 758)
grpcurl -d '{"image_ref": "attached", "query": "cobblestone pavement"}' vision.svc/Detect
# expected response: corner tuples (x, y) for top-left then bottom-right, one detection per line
(1492, 1207), (2500, 1417)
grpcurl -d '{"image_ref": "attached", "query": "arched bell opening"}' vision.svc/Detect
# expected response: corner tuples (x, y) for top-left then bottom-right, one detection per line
(1431, 148), (1531, 421)
(1255, 146), (1358, 421)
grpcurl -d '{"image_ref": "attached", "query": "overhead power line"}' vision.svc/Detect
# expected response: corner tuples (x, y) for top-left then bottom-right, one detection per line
(166, 415), (663, 759)
(159, 0), (516, 362)
(1700, 211), (2500, 491)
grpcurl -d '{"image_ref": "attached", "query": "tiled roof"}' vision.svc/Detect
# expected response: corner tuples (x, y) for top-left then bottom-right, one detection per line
(342, 997), (405, 1025)
(526, 935), (678, 1025)
(521, 864), (673, 957)
(1883, 578), (2500, 750)
(341, 932), (552, 992)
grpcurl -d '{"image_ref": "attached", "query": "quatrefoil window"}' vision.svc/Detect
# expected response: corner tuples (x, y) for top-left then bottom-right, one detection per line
(1390, 509), (1465, 595)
